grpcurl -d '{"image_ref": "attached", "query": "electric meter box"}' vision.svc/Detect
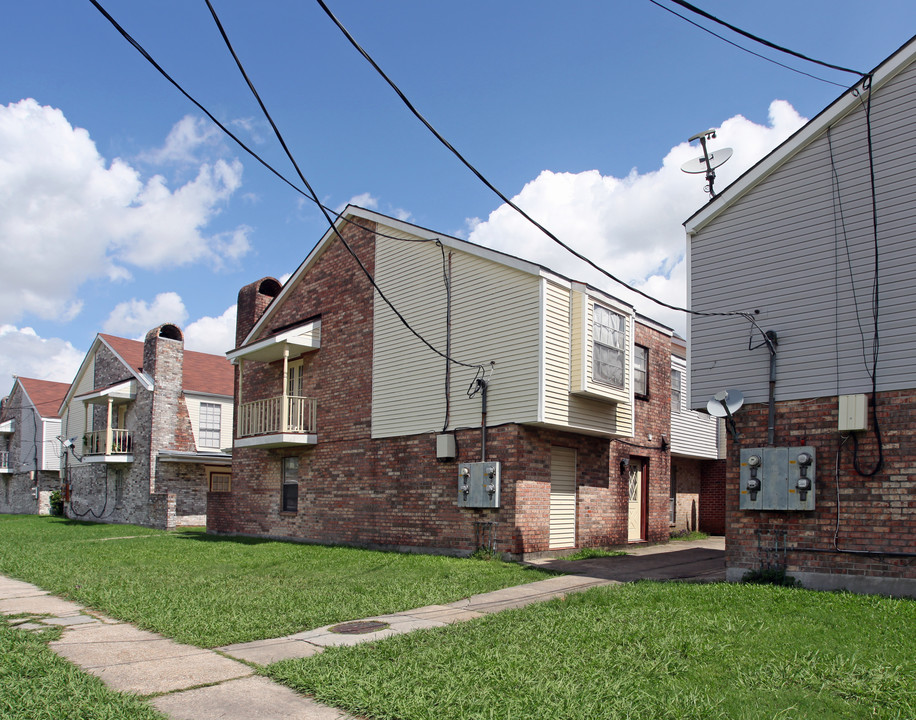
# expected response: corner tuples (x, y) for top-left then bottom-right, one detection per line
(457, 461), (501, 508)
(739, 446), (816, 511)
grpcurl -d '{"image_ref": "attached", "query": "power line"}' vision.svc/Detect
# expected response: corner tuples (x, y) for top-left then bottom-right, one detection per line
(88, 0), (482, 371)
(660, 0), (867, 78)
(312, 0), (755, 321)
(201, 0), (485, 372)
(646, 0), (849, 89)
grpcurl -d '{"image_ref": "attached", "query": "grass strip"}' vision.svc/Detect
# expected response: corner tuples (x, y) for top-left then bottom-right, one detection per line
(0, 620), (167, 720)
(268, 581), (916, 720)
(0, 515), (551, 648)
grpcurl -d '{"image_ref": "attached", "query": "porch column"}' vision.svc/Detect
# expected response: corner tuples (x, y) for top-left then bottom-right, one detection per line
(237, 358), (244, 436)
(106, 397), (113, 455)
(281, 346), (289, 432)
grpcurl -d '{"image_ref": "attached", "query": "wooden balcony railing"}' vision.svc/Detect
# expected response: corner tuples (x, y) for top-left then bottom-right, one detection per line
(237, 395), (317, 438)
(84, 429), (132, 455)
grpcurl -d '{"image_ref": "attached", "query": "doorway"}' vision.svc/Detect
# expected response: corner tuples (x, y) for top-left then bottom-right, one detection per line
(627, 458), (646, 542)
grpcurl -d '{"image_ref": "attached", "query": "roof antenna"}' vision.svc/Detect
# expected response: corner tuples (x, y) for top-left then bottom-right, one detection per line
(681, 129), (732, 198)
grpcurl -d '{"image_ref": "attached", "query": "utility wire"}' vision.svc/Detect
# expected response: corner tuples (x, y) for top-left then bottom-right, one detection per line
(86, 0), (432, 251)
(88, 0), (481, 370)
(202, 0), (485, 371)
(661, 0), (867, 78)
(312, 0), (747, 320)
(646, 0), (849, 89)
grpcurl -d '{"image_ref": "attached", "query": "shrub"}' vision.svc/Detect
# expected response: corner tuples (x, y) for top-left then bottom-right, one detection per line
(49, 491), (64, 517)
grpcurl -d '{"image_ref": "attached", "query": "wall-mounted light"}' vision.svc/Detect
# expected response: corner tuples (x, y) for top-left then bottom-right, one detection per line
(619, 457), (630, 474)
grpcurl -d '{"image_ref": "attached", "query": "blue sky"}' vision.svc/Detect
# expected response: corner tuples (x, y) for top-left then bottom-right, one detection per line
(1, 1), (914, 397)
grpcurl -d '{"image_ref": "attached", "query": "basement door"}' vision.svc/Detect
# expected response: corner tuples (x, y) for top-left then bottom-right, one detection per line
(627, 459), (646, 542)
(549, 447), (577, 549)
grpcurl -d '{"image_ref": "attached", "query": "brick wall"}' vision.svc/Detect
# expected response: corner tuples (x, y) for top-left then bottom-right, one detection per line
(725, 391), (916, 594)
(214, 222), (689, 556)
(699, 458), (726, 534)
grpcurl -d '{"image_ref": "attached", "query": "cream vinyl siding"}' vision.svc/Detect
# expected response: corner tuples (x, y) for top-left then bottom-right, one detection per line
(549, 446), (577, 549)
(689, 57), (916, 406)
(185, 395), (233, 451)
(542, 281), (631, 435)
(62, 356), (95, 444)
(372, 231), (542, 438)
(669, 357), (720, 459)
(42, 419), (62, 471)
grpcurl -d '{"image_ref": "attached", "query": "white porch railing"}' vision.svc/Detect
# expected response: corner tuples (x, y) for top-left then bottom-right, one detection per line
(237, 395), (317, 438)
(84, 429), (132, 455)
(0, 451), (8, 469)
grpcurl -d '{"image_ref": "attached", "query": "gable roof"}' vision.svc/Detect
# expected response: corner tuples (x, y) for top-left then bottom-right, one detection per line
(59, 334), (233, 415)
(685, 34), (916, 235)
(16, 377), (71, 420)
(241, 204), (644, 348)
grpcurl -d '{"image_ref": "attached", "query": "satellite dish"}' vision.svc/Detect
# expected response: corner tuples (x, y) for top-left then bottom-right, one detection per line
(706, 389), (744, 417)
(680, 147), (733, 174)
(707, 389), (744, 440)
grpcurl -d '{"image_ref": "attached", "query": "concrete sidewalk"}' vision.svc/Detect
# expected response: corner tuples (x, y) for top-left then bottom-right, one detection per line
(1, 537), (724, 720)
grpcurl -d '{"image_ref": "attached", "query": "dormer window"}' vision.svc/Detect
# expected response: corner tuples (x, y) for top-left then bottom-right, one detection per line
(593, 305), (626, 388)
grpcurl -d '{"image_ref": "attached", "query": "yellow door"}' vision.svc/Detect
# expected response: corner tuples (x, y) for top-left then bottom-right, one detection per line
(549, 447), (577, 549)
(627, 459), (644, 542)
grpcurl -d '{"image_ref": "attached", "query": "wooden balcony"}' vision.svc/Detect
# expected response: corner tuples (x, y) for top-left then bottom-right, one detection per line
(83, 429), (133, 462)
(236, 395), (318, 449)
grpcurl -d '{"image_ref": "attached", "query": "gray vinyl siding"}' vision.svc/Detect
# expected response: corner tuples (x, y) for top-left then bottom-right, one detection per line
(62, 358), (95, 445)
(669, 357), (719, 459)
(372, 230), (542, 438)
(689, 57), (916, 407)
(42, 419), (61, 471)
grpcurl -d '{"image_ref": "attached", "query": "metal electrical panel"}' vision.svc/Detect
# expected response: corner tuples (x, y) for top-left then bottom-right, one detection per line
(457, 461), (501, 508)
(739, 446), (815, 511)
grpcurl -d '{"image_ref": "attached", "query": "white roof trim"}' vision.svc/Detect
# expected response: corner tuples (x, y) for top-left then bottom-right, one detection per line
(75, 379), (137, 404)
(228, 320), (321, 363)
(685, 35), (916, 235)
(0, 419), (14, 434)
(241, 205), (596, 347)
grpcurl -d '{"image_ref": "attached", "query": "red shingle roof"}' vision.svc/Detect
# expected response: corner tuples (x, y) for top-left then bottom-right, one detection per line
(99, 334), (233, 397)
(16, 377), (71, 419)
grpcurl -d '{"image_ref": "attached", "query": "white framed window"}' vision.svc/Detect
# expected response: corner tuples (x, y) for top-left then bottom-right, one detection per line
(593, 305), (626, 388)
(282, 456), (298, 513)
(634, 345), (649, 397)
(671, 368), (683, 412)
(199, 403), (221, 449)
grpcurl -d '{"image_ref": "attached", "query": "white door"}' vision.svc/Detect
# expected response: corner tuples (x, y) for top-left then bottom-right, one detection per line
(627, 459), (644, 542)
(549, 447), (577, 549)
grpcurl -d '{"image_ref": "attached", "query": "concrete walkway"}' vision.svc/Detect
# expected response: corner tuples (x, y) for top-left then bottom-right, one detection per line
(1, 537), (724, 720)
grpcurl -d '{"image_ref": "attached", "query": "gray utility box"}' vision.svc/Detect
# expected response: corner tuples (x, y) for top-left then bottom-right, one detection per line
(457, 461), (501, 509)
(739, 446), (816, 511)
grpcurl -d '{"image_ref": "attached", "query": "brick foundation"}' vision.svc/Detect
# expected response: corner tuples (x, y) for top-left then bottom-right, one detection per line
(725, 392), (916, 596)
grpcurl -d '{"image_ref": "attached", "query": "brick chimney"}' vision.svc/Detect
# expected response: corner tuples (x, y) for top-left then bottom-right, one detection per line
(235, 277), (282, 348)
(143, 324), (184, 485)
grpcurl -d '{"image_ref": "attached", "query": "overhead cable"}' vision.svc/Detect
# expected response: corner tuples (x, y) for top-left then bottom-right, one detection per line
(646, 0), (849, 88)
(202, 0), (485, 371)
(312, 0), (747, 320)
(88, 0), (481, 371)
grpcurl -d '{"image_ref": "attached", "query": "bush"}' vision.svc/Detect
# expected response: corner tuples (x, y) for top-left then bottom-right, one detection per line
(49, 491), (64, 517)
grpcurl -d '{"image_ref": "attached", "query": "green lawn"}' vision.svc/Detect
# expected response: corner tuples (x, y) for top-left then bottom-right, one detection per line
(0, 515), (550, 648)
(268, 581), (916, 720)
(0, 620), (167, 720)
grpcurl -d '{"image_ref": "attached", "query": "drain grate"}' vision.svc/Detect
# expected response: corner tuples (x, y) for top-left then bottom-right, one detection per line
(328, 620), (390, 635)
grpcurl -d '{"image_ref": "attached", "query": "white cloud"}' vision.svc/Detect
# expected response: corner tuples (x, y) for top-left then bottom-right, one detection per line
(0, 99), (251, 324)
(184, 305), (237, 356)
(103, 292), (189, 338)
(140, 115), (221, 165)
(0, 326), (84, 399)
(340, 192), (378, 213)
(467, 100), (806, 334)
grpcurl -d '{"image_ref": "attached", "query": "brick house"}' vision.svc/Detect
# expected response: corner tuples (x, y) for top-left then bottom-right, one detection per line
(209, 206), (722, 557)
(58, 324), (233, 529)
(685, 37), (916, 596)
(0, 377), (70, 515)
